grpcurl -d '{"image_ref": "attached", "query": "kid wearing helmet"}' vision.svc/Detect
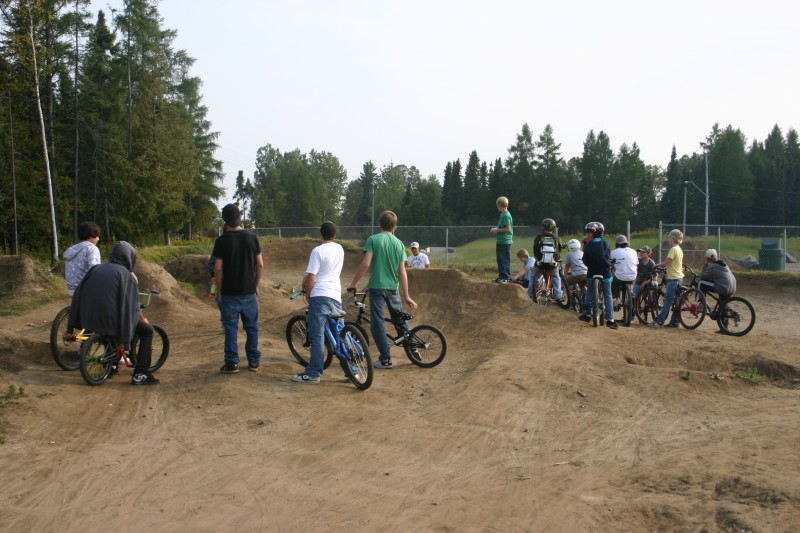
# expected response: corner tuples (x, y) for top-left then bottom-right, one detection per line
(532, 217), (564, 304)
(563, 239), (587, 287)
(610, 234), (638, 303)
(579, 222), (618, 329)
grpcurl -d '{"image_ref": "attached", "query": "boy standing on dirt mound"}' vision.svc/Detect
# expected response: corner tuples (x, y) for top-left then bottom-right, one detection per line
(491, 196), (513, 282)
(213, 204), (264, 373)
(291, 222), (345, 384)
(348, 210), (417, 369)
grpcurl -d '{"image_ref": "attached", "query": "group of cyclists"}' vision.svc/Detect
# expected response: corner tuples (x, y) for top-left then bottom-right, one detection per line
(519, 218), (737, 331)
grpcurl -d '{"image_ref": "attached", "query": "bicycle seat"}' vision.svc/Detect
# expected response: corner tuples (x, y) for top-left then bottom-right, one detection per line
(591, 274), (605, 279)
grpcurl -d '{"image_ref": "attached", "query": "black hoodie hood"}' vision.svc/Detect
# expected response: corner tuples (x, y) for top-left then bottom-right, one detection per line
(109, 241), (137, 272)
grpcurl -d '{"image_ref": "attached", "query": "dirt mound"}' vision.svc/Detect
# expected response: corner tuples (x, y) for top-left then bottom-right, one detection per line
(0, 256), (59, 308)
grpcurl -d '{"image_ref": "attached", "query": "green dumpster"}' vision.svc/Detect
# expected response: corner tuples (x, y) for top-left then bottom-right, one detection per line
(758, 238), (785, 271)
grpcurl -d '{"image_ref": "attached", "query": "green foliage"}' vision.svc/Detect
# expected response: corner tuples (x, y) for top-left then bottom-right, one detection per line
(1, 384), (25, 407)
(735, 367), (767, 384)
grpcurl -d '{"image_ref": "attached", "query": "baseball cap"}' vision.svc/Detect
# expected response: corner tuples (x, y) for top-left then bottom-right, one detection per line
(615, 235), (628, 245)
(706, 248), (718, 259)
(410, 242), (419, 248)
(637, 245), (652, 254)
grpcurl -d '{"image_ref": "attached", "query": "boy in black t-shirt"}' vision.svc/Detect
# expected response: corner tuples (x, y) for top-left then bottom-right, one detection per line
(212, 204), (264, 373)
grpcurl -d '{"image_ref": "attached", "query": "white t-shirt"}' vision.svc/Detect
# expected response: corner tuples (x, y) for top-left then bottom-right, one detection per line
(306, 241), (344, 300)
(564, 250), (587, 277)
(610, 247), (638, 282)
(407, 252), (430, 269)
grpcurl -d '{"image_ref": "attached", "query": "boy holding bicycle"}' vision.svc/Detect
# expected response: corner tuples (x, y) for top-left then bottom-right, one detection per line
(291, 222), (345, 384)
(348, 210), (417, 369)
(649, 229), (684, 328)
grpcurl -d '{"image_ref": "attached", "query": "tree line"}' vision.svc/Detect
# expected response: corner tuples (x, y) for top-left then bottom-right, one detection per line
(237, 122), (800, 234)
(0, 0), (222, 259)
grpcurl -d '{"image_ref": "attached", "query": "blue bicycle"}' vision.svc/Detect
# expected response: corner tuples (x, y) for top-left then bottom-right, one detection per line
(287, 292), (374, 390)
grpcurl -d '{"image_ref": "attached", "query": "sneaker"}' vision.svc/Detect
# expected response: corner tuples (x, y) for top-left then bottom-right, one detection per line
(373, 359), (392, 369)
(665, 322), (680, 328)
(109, 363), (119, 376)
(248, 362), (259, 372)
(409, 349), (422, 361)
(578, 314), (591, 323)
(220, 362), (239, 374)
(606, 320), (618, 330)
(131, 372), (159, 385)
(291, 373), (320, 383)
(648, 321), (663, 327)
(494, 277), (510, 283)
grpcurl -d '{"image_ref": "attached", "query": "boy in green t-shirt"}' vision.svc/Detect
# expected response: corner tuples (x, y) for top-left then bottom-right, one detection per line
(348, 210), (417, 369)
(491, 196), (513, 282)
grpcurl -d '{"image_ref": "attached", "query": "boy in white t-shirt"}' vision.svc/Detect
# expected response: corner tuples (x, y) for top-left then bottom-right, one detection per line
(407, 242), (430, 269)
(610, 235), (638, 304)
(292, 222), (345, 384)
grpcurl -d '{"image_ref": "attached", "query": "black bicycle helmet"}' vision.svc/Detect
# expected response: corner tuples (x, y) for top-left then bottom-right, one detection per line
(584, 221), (605, 237)
(541, 218), (556, 232)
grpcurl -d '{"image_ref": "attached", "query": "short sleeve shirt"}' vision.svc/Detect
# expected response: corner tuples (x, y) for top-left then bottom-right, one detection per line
(306, 241), (344, 300)
(407, 252), (429, 269)
(666, 245), (684, 280)
(496, 211), (513, 245)
(610, 247), (638, 282)
(211, 230), (262, 296)
(365, 232), (407, 290)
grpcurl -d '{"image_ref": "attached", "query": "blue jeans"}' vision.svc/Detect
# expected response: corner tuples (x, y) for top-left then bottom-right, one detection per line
(306, 296), (343, 378)
(656, 279), (681, 325)
(533, 266), (563, 299)
(496, 243), (511, 280)
(369, 289), (409, 363)
(219, 294), (261, 365)
(583, 277), (614, 322)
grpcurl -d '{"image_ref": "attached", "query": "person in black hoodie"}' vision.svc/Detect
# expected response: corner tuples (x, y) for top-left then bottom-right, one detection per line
(698, 249), (737, 297)
(69, 241), (158, 385)
(578, 222), (618, 329)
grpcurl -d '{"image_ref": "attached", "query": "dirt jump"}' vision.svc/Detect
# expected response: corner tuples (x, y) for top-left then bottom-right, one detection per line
(1, 239), (799, 532)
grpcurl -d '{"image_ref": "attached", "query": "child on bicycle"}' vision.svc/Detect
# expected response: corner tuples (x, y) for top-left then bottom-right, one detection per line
(563, 239), (587, 287)
(650, 229), (684, 328)
(532, 217), (564, 304)
(348, 210), (417, 369)
(491, 196), (513, 282)
(610, 235), (637, 306)
(579, 222), (617, 329)
(698, 249), (736, 298)
(292, 222), (345, 384)
(63, 221), (101, 297)
(633, 245), (656, 297)
(511, 248), (536, 301)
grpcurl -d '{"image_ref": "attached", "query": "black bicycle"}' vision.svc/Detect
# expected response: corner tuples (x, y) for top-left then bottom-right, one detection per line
(348, 289), (447, 368)
(634, 267), (706, 329)
(612, 280), (634, 327)
(78, 291), (169, 386)
(589, 275), (606, 327)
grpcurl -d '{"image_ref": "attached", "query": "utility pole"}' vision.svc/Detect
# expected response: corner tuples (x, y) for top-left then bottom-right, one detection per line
(700, 142), (710, 236)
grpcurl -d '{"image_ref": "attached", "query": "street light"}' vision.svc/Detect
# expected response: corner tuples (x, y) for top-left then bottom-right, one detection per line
(683, 180), (708, 236)
(371, 178), (375, 231)
(699, 142), (710, 236)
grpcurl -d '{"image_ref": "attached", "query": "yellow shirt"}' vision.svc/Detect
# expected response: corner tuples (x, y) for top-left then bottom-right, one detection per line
(666, 245), (684, 280)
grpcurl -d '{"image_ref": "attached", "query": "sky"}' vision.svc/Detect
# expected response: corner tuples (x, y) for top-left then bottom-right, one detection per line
(94, 0), (800, 205)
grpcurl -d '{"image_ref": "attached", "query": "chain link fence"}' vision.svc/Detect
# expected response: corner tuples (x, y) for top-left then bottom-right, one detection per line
(249, 223), (800, 272)
(660, 223), (799, 272)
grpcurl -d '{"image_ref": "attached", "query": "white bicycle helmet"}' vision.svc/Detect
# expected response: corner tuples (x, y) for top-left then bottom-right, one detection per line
(566, 239), (581, 252)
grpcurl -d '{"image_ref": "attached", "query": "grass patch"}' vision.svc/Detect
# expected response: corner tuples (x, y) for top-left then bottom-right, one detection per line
(735, 367), (768, 384)
(137, 239), (217, 264)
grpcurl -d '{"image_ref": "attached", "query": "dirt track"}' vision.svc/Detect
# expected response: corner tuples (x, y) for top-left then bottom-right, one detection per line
(1, 240), (799, 532)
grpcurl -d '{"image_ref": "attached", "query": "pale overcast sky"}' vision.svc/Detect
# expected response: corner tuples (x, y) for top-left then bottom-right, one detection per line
(95, 0), (800, 204)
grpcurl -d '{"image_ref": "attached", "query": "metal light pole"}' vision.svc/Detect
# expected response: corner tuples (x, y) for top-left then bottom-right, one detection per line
(682, 182), (687, 235)
(685, 180), (707, 235)
(700, 142), (710, 236)
(371, 178), (375, 231)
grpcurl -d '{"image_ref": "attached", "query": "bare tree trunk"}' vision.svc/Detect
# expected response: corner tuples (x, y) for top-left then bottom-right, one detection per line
(8, 91), (19, 255)
(27, 7), (59, 263)
(72, 0), (80, 241)
(125, 0), (132, 159)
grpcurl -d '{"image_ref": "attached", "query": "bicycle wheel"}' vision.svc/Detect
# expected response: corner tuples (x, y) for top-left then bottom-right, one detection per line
(345, 321), (370, 346)
(635, 287), (662, 325)
(623, 285), (633, 327)
(130, 325), (170, 372)
(535, 275), (549, 307)
(404, 324), (447, 367)
(677, 288), (706, 329)
(79, 334), (116, 386)
(286, 314), (333, 369)
(591, 278), (601, 327)
(340, 324), (373, 390)
(50, 306), (81, 371)
(716, 296), (756, 336)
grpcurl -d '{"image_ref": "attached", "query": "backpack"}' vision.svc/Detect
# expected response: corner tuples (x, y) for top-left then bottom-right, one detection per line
(538, 234), (558, 267)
